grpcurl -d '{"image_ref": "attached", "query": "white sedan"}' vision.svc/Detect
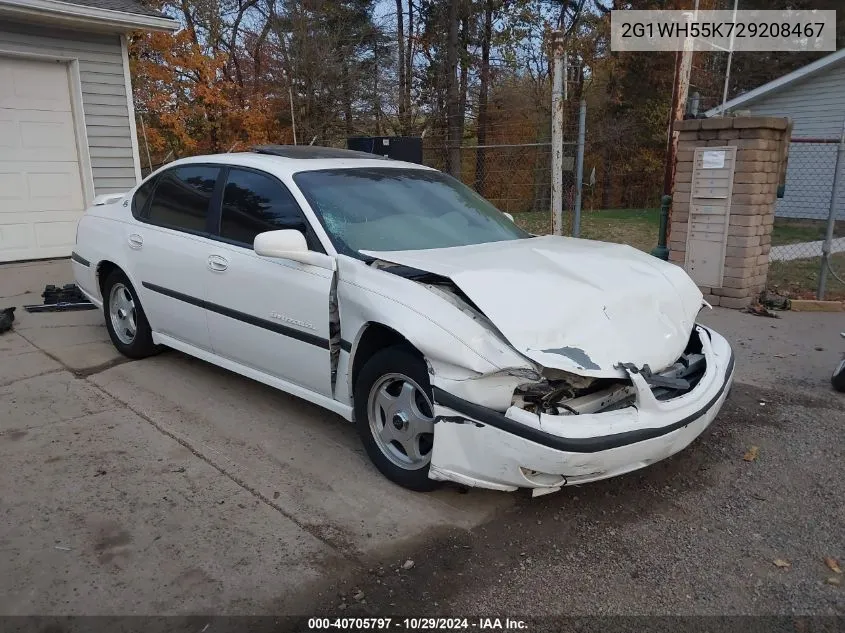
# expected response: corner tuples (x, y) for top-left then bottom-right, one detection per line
(72, 146), (734, 495)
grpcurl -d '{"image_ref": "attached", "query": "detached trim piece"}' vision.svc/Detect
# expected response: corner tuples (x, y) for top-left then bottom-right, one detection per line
(142, 282), (330, 350)
(433, 353), (735, 454)
(70, 252), (90, 267)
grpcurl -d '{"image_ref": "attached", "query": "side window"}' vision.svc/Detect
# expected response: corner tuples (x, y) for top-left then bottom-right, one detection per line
(146, 165), (220, 233)
(220, 168), (309, 247)
(132, 176), (157, 219)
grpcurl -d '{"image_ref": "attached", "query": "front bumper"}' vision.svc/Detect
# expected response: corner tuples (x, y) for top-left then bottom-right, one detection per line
(428, 325), (734, 493)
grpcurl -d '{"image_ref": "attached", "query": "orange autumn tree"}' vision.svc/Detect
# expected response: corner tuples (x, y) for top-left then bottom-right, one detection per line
(129, 1), (290, 168)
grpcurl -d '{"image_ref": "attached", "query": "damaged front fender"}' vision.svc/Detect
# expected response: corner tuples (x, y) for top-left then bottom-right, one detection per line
(335, 256), (538, 406)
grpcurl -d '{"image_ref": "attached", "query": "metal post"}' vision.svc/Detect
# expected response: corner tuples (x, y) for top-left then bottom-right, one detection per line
(689, 91), (700, 118)
(572, 99), (586, 237)
(720, 0), (739, 114)
(818, 119), (845, 299)
(651, 195), (672, 260)
(289, 86), (297, 146)
(551, 30), (565, 236)
(138, 114), (153, 172)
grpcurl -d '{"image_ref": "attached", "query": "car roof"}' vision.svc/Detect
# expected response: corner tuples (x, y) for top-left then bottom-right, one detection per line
(163, 146), (434, 179)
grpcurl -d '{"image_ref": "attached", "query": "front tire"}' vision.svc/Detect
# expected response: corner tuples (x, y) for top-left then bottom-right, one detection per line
(102, 270), (160, 359)
(833, 359), (845, 393)
(354, 345), (439, 491)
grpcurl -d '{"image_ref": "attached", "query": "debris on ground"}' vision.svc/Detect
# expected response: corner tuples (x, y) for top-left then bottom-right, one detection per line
(0, 306), (15, 334)
(401, 559), (415, 570)
(743, 446), (760, 462)
(825, 557), (842, 574)
(352, 589), (365, 602)
(760, 291), (790, 310)
(24, 283), (95, 313)
(744, 303), (779, 318)
(773, 559), (791, 569)
(826, 576), (842, 586)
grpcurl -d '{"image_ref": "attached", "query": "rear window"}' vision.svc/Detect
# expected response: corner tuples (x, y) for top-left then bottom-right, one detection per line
(131, 177), (156, 219)
(146, 165), (220, 233)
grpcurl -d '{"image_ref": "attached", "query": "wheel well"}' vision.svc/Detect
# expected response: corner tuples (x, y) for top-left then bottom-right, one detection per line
(96, 260), (120, 296)
(351, 323), (418, 389)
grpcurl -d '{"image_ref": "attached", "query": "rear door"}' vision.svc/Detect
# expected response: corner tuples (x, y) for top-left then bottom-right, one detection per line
(203, 166), (334, 396)
(127, 164), (221, 352)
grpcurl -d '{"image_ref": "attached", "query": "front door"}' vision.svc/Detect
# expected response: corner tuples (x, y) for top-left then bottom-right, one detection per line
(203, 167), (334, 396)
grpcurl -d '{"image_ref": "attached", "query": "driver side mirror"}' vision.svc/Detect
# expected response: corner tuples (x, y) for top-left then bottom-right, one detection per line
(254, 230), (334, 269)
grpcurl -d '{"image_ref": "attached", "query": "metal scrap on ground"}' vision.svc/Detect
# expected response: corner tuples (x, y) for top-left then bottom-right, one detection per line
(23, 283), (95, 313)
(0, 306), (14, 334)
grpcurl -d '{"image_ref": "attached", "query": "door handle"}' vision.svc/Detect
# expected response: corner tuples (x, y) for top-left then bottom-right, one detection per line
(207, 255), (229, 272)
(128, 234), (143, 249)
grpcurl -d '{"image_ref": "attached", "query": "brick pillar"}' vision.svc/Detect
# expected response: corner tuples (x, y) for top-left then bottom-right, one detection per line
(668, 116), (791, 309)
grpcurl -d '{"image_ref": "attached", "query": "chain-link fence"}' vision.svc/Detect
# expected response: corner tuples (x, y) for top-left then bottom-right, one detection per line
(423, 142), (553, 215)
(418, 106), (583, 236)
(767, 137), (845, 300)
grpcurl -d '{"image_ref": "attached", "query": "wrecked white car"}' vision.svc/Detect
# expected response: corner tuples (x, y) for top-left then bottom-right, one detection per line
(72, 146), (734, 495)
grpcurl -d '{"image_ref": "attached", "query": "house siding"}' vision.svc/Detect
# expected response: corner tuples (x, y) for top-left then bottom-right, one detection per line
(0, 20), (138, 195)
(741, 62), (845, 138)
(729, 62), (845, 220)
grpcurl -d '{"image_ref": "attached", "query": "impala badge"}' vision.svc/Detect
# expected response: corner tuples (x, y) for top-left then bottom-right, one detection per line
(270, 312), (315, 330)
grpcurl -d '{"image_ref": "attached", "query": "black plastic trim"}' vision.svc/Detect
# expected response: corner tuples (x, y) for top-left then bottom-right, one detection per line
(141, 282), (330, 350)
(340, 339), (352, 353)
(70, 252), (90, 267)
(432, 352), (735, 454)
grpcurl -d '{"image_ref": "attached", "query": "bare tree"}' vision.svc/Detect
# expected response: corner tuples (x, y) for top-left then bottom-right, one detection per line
(474, 0), (495, 193)
(396, 0), (408, 134)
(445, 0), (462, 178)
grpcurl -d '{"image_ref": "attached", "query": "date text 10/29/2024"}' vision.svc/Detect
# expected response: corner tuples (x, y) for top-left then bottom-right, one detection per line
(307, 618), (529, 631)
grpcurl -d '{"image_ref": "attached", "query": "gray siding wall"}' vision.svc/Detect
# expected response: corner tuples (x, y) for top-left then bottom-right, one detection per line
(0, 20), (138, 195)
(733, 63), (845, 220)
(743, 62), (845, 138)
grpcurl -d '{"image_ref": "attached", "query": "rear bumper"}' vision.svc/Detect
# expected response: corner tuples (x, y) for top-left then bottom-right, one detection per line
(71, 251), (103, 308)
(428, 325), (734, 493)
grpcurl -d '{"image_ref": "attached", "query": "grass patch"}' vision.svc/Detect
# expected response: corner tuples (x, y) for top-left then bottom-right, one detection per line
(771, 218), (844, 247)
(513, 208), (660, 253)
(512, 208), (845, 300)
(768, 252), (845, 300)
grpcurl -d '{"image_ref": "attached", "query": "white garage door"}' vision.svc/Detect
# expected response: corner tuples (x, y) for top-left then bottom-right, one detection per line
(0, 57), (86, 262)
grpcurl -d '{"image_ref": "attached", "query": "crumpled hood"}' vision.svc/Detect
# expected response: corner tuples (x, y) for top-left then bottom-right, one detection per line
(363, 236), (703, 378)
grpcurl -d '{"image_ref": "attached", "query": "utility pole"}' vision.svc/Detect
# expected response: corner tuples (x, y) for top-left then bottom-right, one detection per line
(551, 30), (565, 236)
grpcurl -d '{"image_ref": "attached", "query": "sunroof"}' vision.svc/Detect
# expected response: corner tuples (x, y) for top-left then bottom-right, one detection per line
(251, 145), (388, 160)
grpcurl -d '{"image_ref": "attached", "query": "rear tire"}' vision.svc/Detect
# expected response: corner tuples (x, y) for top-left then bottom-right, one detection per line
(102, 269), (160, 359)
(354, 345), (440, 492)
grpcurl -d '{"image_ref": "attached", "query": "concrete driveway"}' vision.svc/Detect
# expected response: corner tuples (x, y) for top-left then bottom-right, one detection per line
(1, 258), (843, 617)
(0, 258), (510, 615)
